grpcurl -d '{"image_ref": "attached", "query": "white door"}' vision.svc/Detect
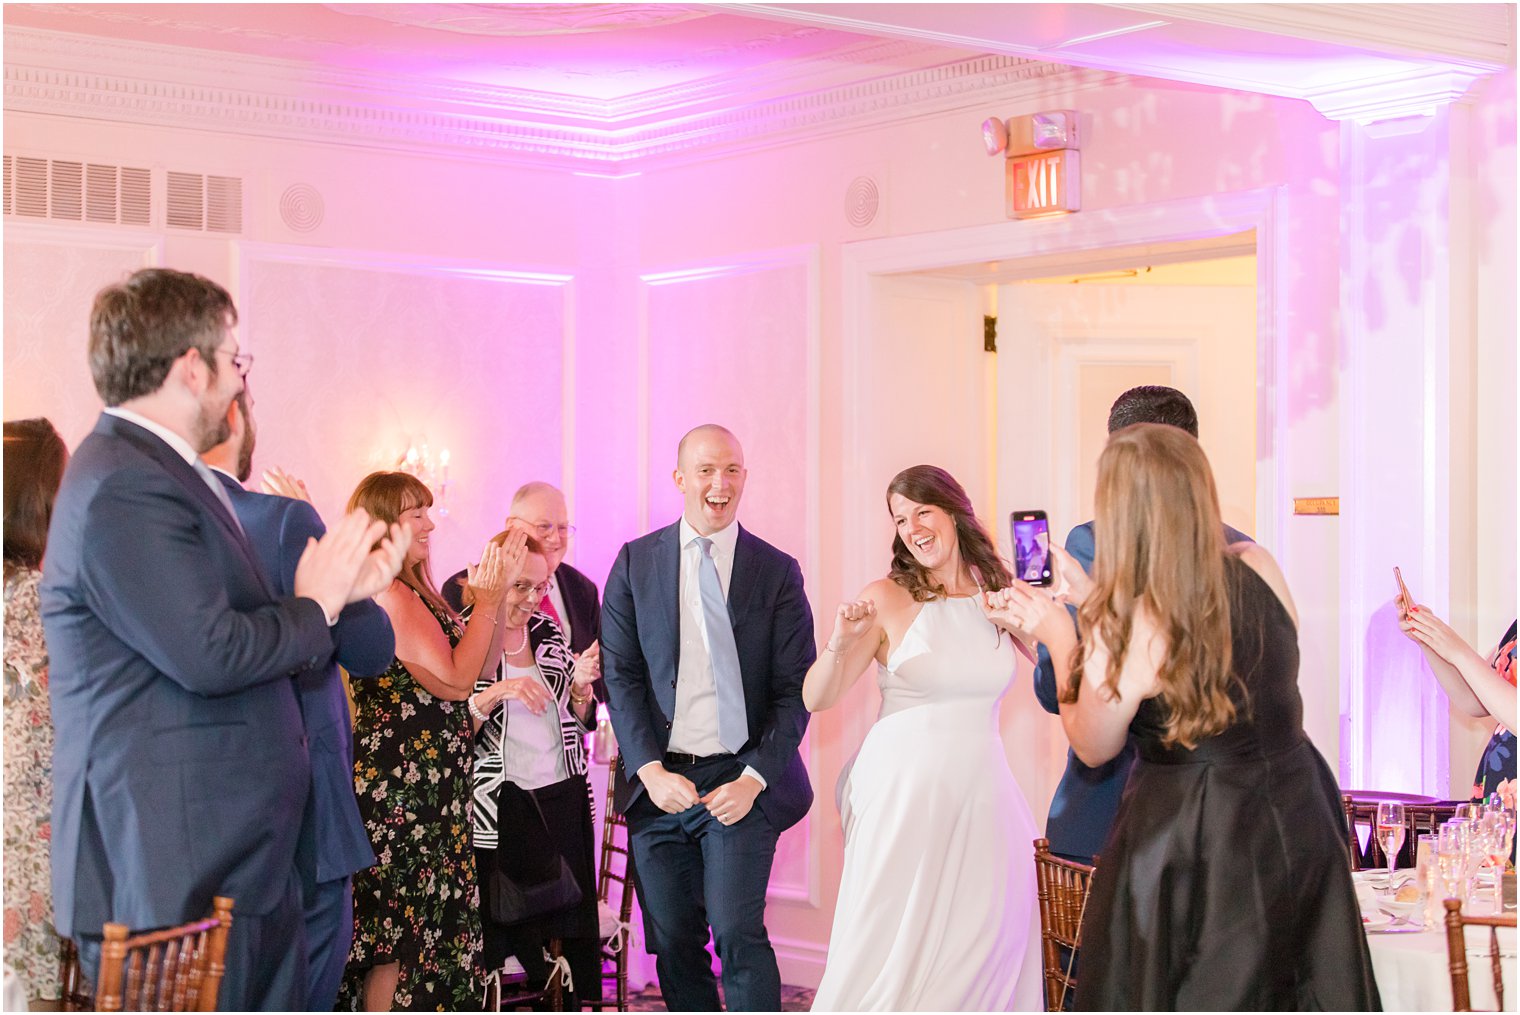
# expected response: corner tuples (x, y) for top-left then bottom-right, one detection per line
(992, 274), (1257, 819)
(996, 279), (1258, 544)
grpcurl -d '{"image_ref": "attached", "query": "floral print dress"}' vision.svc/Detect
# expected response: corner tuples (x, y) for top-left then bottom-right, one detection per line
(1471, 620), (1517, 809)
(340, 591), (482, 1011)
(3, 567), (58, 1000)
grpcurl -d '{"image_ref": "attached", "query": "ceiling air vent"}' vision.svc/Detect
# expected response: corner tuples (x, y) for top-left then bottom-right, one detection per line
(2, 155), (151, 225)
(168, 171), (243, 233)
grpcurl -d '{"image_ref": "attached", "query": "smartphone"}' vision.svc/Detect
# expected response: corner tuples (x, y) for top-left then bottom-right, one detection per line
(1010, 511), (1053, 587)
(1393, 566), (1411, 609)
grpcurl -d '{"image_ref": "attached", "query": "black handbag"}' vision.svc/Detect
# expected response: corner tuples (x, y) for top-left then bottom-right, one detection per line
(486, 853), (582, 927)
(485, 763), (584, 927)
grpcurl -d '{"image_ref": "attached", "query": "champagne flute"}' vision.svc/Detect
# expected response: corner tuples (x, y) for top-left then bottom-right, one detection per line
(1376, 801), (1406, 883)
(1477, 812), (1510, 913)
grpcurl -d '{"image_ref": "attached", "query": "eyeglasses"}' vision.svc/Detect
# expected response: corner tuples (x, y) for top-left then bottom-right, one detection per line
(215, 347), (254, 378)
(527, 521), (575, 541)
(510, 579), (553, 599)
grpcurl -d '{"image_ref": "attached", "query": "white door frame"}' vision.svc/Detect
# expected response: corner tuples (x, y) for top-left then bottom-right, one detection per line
(839, 187), (1283, 595)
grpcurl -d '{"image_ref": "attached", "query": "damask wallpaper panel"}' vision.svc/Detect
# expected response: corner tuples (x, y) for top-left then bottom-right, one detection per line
(244, 256), (569, 581)
(3, 236), (156, 447)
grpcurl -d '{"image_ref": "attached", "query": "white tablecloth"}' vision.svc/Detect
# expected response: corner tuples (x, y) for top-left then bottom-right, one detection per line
(1366, 922), (1516, 1010)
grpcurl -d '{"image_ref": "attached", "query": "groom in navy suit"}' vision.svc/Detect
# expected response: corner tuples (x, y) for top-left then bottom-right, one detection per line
(203, 389), (395, 1010)
(601, 424), (815, 1011)
(42, 268), (405, 1010)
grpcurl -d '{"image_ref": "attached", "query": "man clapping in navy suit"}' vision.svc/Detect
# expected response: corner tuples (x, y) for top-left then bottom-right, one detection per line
(203, 388), (395, 1010)
(42, 268), (409, 1010)
(601, 425), (815, 1011)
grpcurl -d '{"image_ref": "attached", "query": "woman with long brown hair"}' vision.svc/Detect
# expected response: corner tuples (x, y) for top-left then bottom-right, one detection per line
(3, 418), (68, 1005)
(992, 424), (1378, 1010)
(339, 471), (525, 1012)
(805, 465), (1043, 1010)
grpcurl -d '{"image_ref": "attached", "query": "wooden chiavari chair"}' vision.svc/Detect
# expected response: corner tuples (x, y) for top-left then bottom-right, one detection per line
(1033, 837), (1096, 1012)
(1443, 898), (1516, 1011)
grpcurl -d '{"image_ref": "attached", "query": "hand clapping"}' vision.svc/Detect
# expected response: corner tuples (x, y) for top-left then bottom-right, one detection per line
(260, 466), (313, 505)
(293, 507), (391, 619)
(467, 529), (527, 609)
(573, 639), (601, 689)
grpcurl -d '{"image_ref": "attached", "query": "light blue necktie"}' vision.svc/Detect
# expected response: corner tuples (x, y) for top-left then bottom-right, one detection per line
(696, 536), (747, 753)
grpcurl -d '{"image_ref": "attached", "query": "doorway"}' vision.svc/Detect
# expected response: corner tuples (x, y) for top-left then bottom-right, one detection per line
(839, 200), (1276, 823)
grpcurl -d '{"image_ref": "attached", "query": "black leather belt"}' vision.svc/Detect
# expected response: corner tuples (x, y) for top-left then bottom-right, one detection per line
(663, 751), (730, 767)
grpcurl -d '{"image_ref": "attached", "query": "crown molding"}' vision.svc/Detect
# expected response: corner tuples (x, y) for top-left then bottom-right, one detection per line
(3, 25), (1085, 169)
(1112, 3), (1514, 69)
(1301, 65), (1496, 124)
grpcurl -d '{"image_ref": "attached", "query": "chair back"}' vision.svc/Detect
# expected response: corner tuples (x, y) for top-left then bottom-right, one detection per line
(58, 937), (94, 1011)
(1033, 838), (1095, 1011)
(1343, 794), (1462, 869)
(1444, 898), (1516, 1011)
(588, 754), (637, 1011)
(94, 897), (233, 1012)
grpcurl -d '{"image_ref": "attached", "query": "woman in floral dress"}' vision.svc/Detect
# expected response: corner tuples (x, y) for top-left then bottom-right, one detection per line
(339, 472), (526, 1011)
(1398, 597), (1516, 808)
(3, 418), (68, 1004)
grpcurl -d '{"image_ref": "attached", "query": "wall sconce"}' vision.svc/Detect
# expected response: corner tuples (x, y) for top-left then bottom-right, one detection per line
(397, 437), (451, 517)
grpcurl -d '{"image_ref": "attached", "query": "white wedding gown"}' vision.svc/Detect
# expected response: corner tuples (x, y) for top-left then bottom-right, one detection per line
(813, 596), (1043, 1012)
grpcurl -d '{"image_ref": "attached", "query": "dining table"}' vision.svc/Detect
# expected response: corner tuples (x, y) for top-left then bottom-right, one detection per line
(1358, 871), (1516, 1010)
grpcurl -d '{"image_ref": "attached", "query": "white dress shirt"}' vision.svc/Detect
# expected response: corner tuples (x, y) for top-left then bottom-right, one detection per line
(103, 407), (199, 466)
(645, 518), (764, 789)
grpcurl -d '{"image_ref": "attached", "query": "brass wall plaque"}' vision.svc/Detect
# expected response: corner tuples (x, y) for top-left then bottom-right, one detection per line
(1293, 497), (1339, 516)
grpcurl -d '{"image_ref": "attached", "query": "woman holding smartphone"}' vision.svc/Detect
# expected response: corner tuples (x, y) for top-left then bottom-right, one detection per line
(1397, 594), (1516, 807)
(989, 424), (1377, 1010)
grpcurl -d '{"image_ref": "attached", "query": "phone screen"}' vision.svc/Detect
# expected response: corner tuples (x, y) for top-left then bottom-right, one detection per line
(1010, 511), (1053, 587)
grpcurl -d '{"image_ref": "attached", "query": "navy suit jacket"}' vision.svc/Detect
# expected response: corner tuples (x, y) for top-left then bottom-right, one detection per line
(216, 472), (394, 885)
(1033, 519), (1252, 862)
(42, 414), (332, 937)
(601, 521), (815, 831)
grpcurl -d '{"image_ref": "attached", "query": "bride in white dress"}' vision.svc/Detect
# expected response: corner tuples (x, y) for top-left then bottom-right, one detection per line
(805, 466), (1043, 1012)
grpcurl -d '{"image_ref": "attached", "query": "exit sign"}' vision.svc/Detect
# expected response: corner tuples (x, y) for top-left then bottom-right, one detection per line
(1006, 150), (1081, 219)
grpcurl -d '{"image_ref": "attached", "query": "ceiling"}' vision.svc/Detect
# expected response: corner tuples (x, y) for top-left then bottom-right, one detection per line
(4, 4), (1513, 169)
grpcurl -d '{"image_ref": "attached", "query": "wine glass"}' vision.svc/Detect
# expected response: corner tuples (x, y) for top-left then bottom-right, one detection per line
(1438, 821), (1470, 904)
(1470, 813), (1503, 913)
(1376, 801), (1406, 883)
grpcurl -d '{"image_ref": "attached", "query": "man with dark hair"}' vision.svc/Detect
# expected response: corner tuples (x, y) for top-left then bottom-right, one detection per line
(1105, 384), (1200, 437)
(1033, 385), (1249, 865)
(42, 267), (408, 1010)
(203, 389), (396, 1011)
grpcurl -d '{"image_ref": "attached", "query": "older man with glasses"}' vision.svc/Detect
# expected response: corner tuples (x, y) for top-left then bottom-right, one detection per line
(445, 481), (602, 676)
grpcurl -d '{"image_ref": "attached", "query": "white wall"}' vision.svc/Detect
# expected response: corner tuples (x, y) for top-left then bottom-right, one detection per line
(4, 49), (1514, 990)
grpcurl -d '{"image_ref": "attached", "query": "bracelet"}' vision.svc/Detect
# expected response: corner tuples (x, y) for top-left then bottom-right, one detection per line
(467, 695), (489, 723)
(569, 687), (594, 706)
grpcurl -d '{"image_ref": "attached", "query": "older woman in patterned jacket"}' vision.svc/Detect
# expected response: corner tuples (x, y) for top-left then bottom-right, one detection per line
(466, 533), (603, 1009)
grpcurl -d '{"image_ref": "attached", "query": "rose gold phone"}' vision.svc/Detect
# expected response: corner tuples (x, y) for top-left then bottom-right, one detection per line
(1393, 566), (1412, 609)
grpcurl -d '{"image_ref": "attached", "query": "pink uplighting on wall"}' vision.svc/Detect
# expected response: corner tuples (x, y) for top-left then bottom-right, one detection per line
(3, 4), (1514, 990)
